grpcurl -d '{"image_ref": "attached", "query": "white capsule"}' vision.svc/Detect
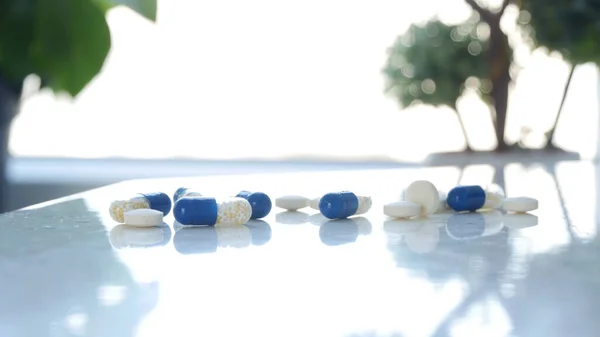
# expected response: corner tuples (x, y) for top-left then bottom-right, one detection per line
(384, 201), (421, 219)
(217, 197), (253, 225)
(355, 196), (373, 215)
(275, 195), (310, 211)
(405, 180), (440, 216)
(482, 191), (505, 210)
(502, 197), (538, 213)
(436, 191), (449, 213)
(124, 209), (164, 227)
(309, 197), (320, 211)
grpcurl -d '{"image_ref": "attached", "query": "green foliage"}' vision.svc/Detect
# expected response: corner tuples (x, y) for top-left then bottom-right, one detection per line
(383, 16), (491, 110)
(522, 0), (600, 65)
(0, 0), (156, 97)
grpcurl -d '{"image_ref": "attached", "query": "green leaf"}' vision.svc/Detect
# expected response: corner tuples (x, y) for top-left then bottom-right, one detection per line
(98, 0), (157, 21)
(33, 0), (111, 96)
(0, 0), (37, 86)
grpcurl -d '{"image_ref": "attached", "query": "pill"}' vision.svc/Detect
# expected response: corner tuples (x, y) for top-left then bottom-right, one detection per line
(173, 187), (202, 202)
(275, 195), (310, 211)
(405, 180), (440, 216)
(502, 196), (538, 213)
(309, 197), (320, 210)
(236, 191), (272, 218)
(109, 192), (172, 223)
(318, 191), (372, 220)
(124, 209), (164, 227)
(383, 201), (421, 219)
(174, 196), (252, 226)
(447, 185), (503, 212)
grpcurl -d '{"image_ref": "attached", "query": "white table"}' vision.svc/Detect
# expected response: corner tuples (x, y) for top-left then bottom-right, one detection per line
(0, 163), (596, 337)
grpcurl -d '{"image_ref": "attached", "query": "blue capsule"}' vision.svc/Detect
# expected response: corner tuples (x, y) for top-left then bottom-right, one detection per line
(139, 192), (172, 216)
(319, 191), (360, 219)
(447, 185), (486, 212)
(173, 187), (202, 202)
(109, 192), (172, 223)
(236, 191), (272, 219)
(173, 196), (252, 226)
(174, 196), (219, 226)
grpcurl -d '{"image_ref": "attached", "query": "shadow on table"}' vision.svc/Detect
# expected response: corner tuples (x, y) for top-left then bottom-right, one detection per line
(0, 198), (157, 337)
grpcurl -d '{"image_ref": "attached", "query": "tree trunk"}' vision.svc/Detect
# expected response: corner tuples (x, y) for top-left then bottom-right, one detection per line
(488, 19), (511, 152)
(0, 74), (21, 213)
(453, 105), (473, 151)
(545, 65), (575, 149)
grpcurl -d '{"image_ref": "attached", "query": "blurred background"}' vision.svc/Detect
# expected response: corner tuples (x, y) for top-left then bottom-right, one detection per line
(3, 0), (599, 210)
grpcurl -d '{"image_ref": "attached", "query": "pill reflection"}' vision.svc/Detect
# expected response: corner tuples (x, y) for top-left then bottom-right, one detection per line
(173, 226), (218, 255)
(319, 217), (372, 246)
(173, 221), (254, 254)
(503, 213), (538, 229)
(384, 219), (440, 254)
(309, 213), (328, 226)
(276, 211), (309, 225)
(245, 220), (272, 246)
(446, 211), (504, 240)
(109, 224), (172, 249)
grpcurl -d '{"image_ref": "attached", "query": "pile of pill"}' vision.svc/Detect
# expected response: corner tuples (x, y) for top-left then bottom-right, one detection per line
(109, 181), (538, 229)
(276, 191), (372, 220)
(383, 181), (537, 219)
(275, 180), (538, 220)
(108, 188), (272, 228)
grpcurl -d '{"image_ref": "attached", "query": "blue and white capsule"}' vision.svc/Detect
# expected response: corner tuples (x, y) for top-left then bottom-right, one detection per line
(109, 192), (172, 223)
(174, 196), (252, 226)
(173, 187), (203, 202)
(447, 185), (504, 213)
(319, 191), (372, 220)
(236, 190), (272, 219)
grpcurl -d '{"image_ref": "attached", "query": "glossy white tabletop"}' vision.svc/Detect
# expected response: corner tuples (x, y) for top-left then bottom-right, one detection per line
(1, 161), (598, 337)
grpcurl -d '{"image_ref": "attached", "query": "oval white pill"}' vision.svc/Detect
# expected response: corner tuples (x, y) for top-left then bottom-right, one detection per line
(275, 195), (309, 211)
(124, 209), (164, 227)
(502, 197), (538, 213)
(309, 197), (320, 210)
(384, 201), (421, 219)
(405, 180), (440, 216)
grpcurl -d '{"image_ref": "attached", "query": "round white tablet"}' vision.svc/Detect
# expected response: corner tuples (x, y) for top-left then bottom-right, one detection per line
(309, 197), (320, 210)
(124, 209), (164, 227)
(405, 180), (440, 216)
(275, 195), (309, 211)
(383, 201), (421, 219)
(502, 197), (538, 213)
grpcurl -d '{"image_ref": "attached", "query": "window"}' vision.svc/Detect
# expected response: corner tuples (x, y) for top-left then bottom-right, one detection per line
(9, 0), (600, 161)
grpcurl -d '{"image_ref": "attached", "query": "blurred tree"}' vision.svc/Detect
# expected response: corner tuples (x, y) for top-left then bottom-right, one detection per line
(0, 0), (156, 211)
(521, 0), (600, 149)
(384, 0), (515, 152)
